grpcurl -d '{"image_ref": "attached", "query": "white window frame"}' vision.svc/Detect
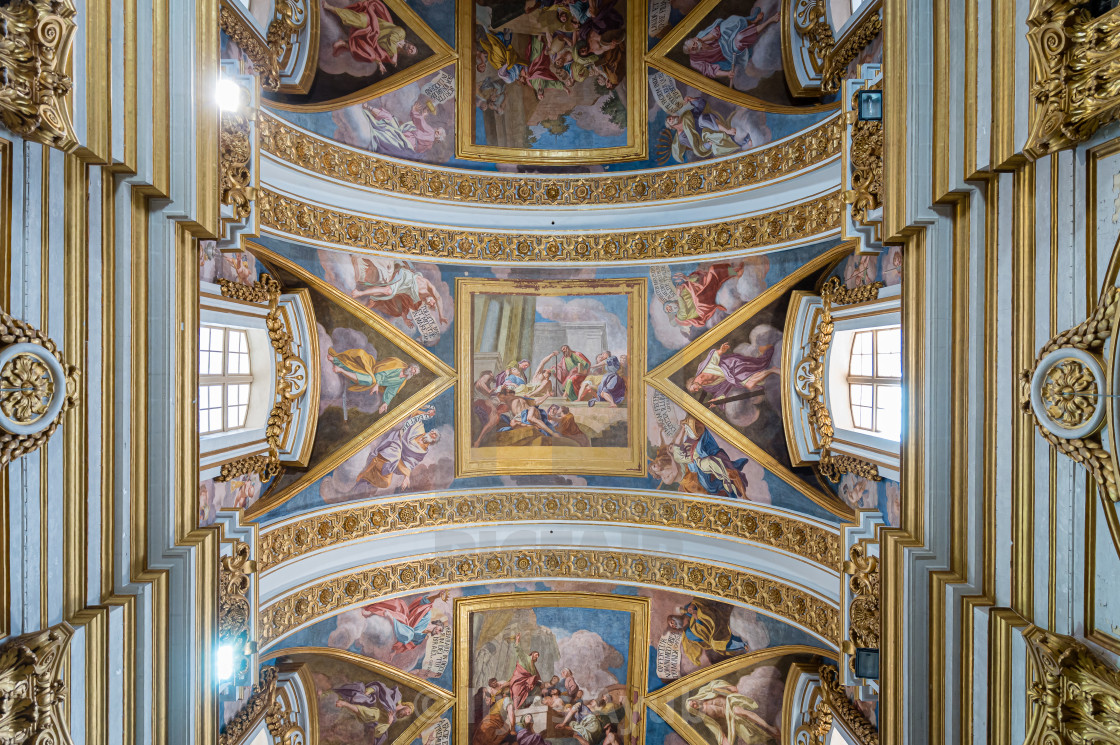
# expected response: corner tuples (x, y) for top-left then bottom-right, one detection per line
(845, 326), (901, 438)
(199, 325), (255, 434)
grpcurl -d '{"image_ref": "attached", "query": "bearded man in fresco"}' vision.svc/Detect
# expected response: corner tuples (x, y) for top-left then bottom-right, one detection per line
(667, 598), (749, 665)
(323, 0), (418, 74)
(682, 8), (779, 82)
(357, 407), (439, 490)
(686, 341), (778, 408)
(666, 262), (742, 327)
(556, 344), (591, 400)
(329, 347), (419, 415)
(509, 633), (543, 711)
(361, 590), (449, 654)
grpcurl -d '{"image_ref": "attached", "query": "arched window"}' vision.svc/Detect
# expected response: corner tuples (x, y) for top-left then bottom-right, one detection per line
(199, 325), (254, 434)
(845, 325), (901, 440)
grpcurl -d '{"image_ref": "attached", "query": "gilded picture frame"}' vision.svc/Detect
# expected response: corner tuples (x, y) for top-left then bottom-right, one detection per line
(453, 591), (651, 745)
(455, 0), (649, 163)
(455, 277), (647, 478)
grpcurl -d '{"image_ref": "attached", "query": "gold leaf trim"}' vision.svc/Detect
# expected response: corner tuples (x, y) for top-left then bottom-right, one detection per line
(259, 111), (842, 206)
(1024, 625), (1120, 745)
(259, 548), (840, 647)
(819, 664), (878, 745)
(258, 187), (843, 262)
(0, 623), (73, 745)
(841, 542), (879, 670)
(257, 490), (842, 572)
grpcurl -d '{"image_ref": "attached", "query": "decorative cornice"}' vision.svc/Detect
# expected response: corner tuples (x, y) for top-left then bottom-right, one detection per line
(257, 491), (841, 572)
(0, 310), (80, 465)
(260, 548), (840, 647)
(0, 624), (73, 745)
(1020, 285), (1119, 502)
(218, 274), (281, 306)
(0, 0), (78, 151)
(219, 665), (278, 745)
(841, 542), (880, 669)
(819, 664), (878, 745)
(259, 111), (842, 207)
(1024, 626), (1120, 745)
(1025, 1), (1120, 160)
(258, 187), (843, 262)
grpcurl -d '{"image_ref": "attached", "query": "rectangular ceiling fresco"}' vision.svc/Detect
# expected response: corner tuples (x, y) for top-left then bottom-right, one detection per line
(198, 236), (902, 526)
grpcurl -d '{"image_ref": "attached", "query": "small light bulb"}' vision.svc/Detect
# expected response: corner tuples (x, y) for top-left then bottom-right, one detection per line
(216, 78), (242, 112)
(216, 643), (236, 681)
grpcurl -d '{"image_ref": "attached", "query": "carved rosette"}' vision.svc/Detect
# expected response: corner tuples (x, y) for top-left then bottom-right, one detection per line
(795, 277), (886, 483)
(0, 624), (74, 745)
(1025, 1), (1120, 160)
(0, 311), (80, 465)
(1020, 286), (1119, 502)
(819, 664), (879, 745)
(841, 542), (880, 671)
(0, 0), (78, 151)
(1023, 626), (1120, 745)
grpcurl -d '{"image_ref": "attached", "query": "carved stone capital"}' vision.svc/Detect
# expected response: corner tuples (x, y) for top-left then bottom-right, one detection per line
(0, 0), (78, 151)
(0, 623), (74, 745)
(1025, 1), (1120, 160)
(0, 311), (80, 465)
(1024, 626), (1120, 745)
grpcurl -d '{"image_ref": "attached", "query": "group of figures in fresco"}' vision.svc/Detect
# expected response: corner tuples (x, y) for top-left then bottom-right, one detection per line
(272, 585), (848, 745)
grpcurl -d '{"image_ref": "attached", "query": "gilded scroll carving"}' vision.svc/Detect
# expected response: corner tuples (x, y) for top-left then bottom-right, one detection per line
(259, 548), (840, 646)
(257, 490), (841, 571)
(1023, 626), (1120, 745)
(220, 107), (256, 223)
(821, 11), (882, 94)
(260, 110), (842, 207)
(846, 85), (883, 228)
(220, 1), (306, 92)
(1025, 1), (1120, 160)
(797, 277), (886, 482)
(819, 664), (878, 745)
(841, 542), (880, 670)
(0, 0), (78, 151)
(258, 188), (844, 262)
(1020, 286), (1119, 502)
(219, 665), (278, 745)
(0, 311), (80, 465)
(0, 624), (73, 745)
(218, 540), (255, 653)
(218, 274), (281, 306)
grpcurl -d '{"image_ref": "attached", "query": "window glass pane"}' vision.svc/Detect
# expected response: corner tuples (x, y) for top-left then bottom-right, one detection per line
(226, 383), (249, 429)
(850, 383), (873, 407)
(876, 327), (902, 378)
(199, 384), (224, 434)
(876, 385), (902, 440)
(853, 405), (873, 430)
(227, 331), (250, 375)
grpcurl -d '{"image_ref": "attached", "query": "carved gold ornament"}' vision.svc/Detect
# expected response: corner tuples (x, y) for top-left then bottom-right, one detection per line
(1021, 286), (1118, 502)
(219, 540), (255, 653)
(258, 187), (843, 262)
(819, 664), (878, 745)
(257, 490), (841, 572)
(220, 106), (256, 223)
(0, 0), (78, 151)
(821, 10), (882, 94)
(1023, 626), (1120, 745)
(1025, 0), (1120, 160)
(0, 623), (74, 745)
(218, 274), (281, 305)
(1040, 358), (1098, 427)
(793, 0), (836, 78)
(260, 111), (843, 207)
(0, 311), (79, 465)
(219, 665), (278, 745)
(797, 277), (886, 482)
(846, 85), (883, 228)
(219, 1), (307, 91)
(841, 542), (880, 671)
(259, 548), (840, 647)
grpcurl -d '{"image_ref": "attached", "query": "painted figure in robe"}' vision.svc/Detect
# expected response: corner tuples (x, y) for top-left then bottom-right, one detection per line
(667, 599), (749, 665)
(333, 680), (416, 744)
(682, 9), (779, 81)
(362, 101), (447, 155)
(362, 590), (449, 653)
(685, 679), (780, 745)
(329, 347), (419, 414)
(686, 342), (777, 408)
(666, 97), (745, 162)
(358, 407), (438, 489)
(670, 415), (748, 498)
(324, 0), (417, 74)
(665, 262), (741, 327)
(556, 345), (592, 400)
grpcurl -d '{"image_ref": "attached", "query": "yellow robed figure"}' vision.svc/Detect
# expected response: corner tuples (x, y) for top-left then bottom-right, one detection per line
(328, 347), (419, 414)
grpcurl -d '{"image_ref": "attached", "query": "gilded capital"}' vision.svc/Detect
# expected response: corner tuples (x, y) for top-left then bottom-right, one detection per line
(1024, 626), (1120, 745)
(0, 0), (78, 151)
(0, 624), (74, 745)
(1025, 0), (1120, 160)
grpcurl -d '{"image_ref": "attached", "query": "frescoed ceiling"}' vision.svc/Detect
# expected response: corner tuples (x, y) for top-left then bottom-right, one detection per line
(226, 0), (871, 173)
(210, 2), (889, 742)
